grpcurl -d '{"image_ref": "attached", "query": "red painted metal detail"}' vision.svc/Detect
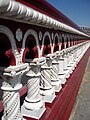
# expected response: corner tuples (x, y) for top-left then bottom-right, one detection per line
(5, 49), (16, 66)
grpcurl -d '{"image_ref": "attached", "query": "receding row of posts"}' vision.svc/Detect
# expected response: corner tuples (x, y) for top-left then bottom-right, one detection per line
(0, 41), (90, 120)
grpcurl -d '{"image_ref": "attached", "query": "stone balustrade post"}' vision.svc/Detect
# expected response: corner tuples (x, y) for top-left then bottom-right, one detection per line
(66, 49), (76, 71)
(0, 63), (28, 120)
(58, 51), (66, 84)
(51, 52), (62, 92)
(80, 43), (88, 59)
(76, 45), (83, 64)
(73, 43), (86, 65)
(63, 51), (71, 78)
(21, 58), (45, 119)
(73, 47), (79, 65)
(68, 50), (77, 70)
(40, 55), (55, 103)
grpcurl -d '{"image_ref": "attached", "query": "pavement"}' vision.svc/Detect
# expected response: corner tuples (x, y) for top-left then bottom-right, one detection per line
(69, 56), (90, 120)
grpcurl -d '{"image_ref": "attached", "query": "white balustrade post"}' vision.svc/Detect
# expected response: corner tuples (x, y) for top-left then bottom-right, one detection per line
(40, 55), (55, 103)
(63, 52), (71, 78)
(73, 47), (79, 64)
(58, 51), (67, 85)
(74, 44), (83, 65)
(21, 58), (45, 119)
(0, 64), (28, 120)
(78, 47), (82, 60)
(51, 53), (62, 92)
(76, 46), (83, 63)
(72, 48), (77, 63)
(66, 51), (74, 74)
(66, 49), (75, 72)
(68, 50), (77, 70)
(82, 43), (87, 56)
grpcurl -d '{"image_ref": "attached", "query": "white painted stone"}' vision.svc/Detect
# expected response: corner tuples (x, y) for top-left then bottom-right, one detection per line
(58, 57), (66, 84)
(51, 53), (62, 92)
(40, 55), (56, 103)
(0, 0), (89, 37)
(21, 58), (45, 119)
(0, 63), (29, 120)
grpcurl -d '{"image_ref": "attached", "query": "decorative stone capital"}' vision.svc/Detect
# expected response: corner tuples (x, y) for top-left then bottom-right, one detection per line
(51, 53), (59, 64)
(0, 63), (29, 91)
(0, 63), (29, 120)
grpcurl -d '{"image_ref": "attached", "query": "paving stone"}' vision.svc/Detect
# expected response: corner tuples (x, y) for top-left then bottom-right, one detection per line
(69, 57), (90, 120)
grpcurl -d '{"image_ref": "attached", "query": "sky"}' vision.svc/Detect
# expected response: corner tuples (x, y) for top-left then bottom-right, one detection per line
(47, 0), (90, 27)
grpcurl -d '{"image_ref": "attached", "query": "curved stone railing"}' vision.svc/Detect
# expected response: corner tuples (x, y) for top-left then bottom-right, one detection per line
(0, 0), (89, 37)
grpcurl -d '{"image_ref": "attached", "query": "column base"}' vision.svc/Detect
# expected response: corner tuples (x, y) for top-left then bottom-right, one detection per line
(51, 79), (62, 92)
(40, 88), (56, 103)
(59, 74), (66, 84)
(67, 66), (73, 74)
(21, 101), (45, 119)
(63, 69), (70, 78)
(70, 62), (76, 70)
(2, 114), (23, 120)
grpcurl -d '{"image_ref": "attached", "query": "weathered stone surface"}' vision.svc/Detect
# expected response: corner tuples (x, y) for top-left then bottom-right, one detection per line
(70, 57), (90, 120)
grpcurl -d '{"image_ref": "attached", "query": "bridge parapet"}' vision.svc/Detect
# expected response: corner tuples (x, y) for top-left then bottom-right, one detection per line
(0, 0), (90, 120)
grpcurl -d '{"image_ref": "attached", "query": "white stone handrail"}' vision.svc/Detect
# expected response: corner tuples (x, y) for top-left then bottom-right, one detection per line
(0, 0), (90, 38)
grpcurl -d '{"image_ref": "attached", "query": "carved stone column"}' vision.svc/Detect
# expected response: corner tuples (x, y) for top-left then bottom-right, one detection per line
(76, 43), (86, 64)
(74, 46), (82, 64)
(79, 43), (87, 60)
(51, 53), (62, 92)
(72, 47), (79, 65)
(21, 58), (45, 119)
(40, 55), (55, 103)
(66, 51), (75, 72)
(63, 52), (71, 78)
(77, 47), (82, 62)
(68, 50), (77, 70)
(58, 52), (66, 84)
(0, 64), (28, 120)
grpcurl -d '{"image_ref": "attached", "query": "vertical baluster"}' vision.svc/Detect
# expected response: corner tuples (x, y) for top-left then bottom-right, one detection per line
(40, 56), (55, 103)
(21, 59), (45, 119)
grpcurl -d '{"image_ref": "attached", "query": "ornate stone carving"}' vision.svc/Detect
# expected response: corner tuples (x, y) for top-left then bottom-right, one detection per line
(51, 32), (54, 40)
(40, 55), (55, 103)
(39, 31), (42, 41)
(63, 50), (73, 78)
(0, 0), (89, 37)
(0, 63), (29, 120)
(0, 25), (24, 65)
(0, 25), (17, 53)
(21, 58), (45, 119)
(16, 28), (23, 42)
(51, 53), (62, 92)
(21, 29), (41, 58)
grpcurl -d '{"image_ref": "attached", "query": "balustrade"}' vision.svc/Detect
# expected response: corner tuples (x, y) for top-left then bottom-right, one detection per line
(0, 0), (90, 119)
(0, 40), (89, 120)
